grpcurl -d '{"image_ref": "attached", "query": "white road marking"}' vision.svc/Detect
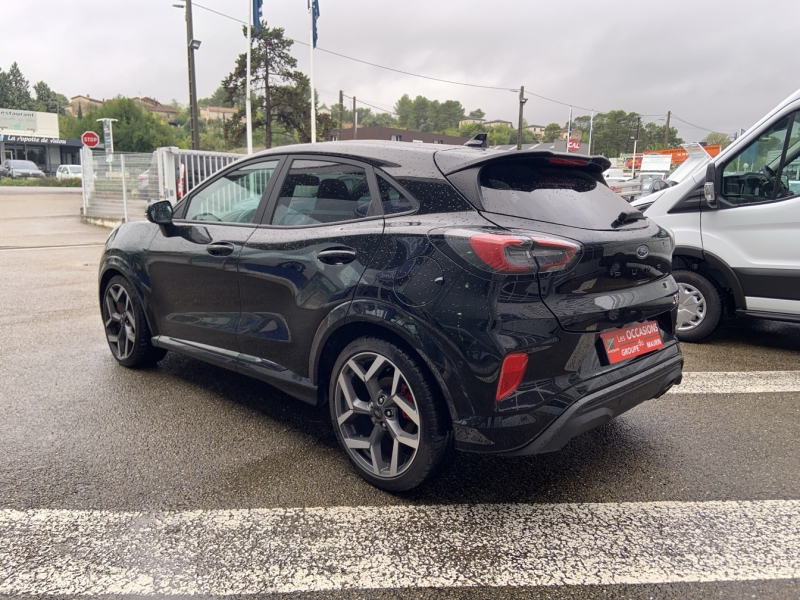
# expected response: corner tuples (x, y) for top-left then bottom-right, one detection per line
(668, 370), (800, 394)
(1, 500), (798, 595)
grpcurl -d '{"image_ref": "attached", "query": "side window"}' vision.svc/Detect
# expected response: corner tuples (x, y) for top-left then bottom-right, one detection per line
(184, 159), (278, 223)
(722, 113), (797, 205)
(376, 174), (415, 215)
(270, 159), (376, 226)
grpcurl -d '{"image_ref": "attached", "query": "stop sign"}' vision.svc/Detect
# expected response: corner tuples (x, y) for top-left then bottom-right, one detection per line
(81, 131), (100, 147)
(567, 139), (581, 152)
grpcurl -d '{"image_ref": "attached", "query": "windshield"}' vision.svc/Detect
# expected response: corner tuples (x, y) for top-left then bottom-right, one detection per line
(478, 159), (641, 230)
(9, 160), (38, 170)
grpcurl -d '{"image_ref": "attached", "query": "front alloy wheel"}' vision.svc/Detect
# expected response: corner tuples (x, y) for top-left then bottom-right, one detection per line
(329, 338), (453, 491)
(103, 283), (137, 361)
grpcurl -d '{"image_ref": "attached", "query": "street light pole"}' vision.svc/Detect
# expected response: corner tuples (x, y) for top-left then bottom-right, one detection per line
(184, 0), (200, 150)
(516, 86), (527, 151)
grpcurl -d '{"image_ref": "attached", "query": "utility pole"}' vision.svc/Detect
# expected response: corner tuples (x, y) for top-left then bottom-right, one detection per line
(338, 90), (344, 134)
(516, 85), (528, 151)
(664, 110), (671, 149)
(353, 96), (358, 140)
(184, 0), (200, 150)
(632, 116), (641, 179)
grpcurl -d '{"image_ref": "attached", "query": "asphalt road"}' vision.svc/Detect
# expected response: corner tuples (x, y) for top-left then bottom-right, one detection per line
(1, 191), (798, 599)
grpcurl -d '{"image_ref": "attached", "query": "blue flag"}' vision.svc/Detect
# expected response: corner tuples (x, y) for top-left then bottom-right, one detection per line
(308, 0), (320, 48)
(253, 0), (263, 33)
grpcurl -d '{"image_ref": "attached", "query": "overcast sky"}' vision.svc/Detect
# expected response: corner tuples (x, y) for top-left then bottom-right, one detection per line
(3, 0), (798, 141)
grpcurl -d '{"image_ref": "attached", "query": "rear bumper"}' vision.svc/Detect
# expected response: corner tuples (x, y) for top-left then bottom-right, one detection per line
(504, 353), (682, 455)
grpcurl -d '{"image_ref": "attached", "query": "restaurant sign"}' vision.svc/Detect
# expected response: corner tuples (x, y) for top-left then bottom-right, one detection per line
(0, 109), (37, 132)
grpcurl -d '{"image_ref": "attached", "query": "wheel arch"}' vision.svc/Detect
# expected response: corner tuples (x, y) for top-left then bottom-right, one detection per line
(672, 246), (746, 311)
(311, 308), (464, 422)
(99, 259), (160, 337)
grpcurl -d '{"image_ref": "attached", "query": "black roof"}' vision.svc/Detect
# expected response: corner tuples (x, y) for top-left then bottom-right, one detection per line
(250, 140), (611, 176)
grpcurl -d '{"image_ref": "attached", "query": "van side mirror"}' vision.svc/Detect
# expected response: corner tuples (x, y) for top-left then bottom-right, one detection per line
(146, 200), (174, 225)
(704, 164), (719, 209)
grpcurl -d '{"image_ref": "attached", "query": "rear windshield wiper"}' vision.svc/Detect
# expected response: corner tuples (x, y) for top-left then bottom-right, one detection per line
(612, 208), (645, 228)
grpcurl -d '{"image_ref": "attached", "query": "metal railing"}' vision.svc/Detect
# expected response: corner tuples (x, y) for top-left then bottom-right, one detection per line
(80, 146), (243, 222)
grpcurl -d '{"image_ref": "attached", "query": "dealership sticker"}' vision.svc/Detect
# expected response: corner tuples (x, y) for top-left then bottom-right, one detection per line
(601, 320), (664, 364)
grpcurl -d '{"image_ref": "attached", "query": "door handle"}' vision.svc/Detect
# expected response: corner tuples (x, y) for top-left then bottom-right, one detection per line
(318, 247), (357, 265)
(206, 242), (236, 257)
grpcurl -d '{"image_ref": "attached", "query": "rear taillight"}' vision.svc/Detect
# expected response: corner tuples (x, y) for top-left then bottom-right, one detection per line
(442, 229), (580, 274)
(496, 353), (528, 401)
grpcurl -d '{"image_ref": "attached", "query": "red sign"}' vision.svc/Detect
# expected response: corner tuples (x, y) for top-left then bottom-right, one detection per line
(81, 131), (100, 147)
(600, 321), (664, 365)
(567, 139), (581, 152)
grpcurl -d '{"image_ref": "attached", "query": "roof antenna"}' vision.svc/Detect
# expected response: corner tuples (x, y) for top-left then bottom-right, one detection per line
(464, 133), (488, 149)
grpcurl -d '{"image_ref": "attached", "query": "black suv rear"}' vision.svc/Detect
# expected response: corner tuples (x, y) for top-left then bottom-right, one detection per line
(100, 141), (682, 491)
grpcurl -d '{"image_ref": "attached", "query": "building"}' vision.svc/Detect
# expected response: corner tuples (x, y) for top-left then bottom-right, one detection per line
(333, 126), (469, 145)
(64, 95), (104, 117)
(559, 127), (583, 140)
(525, 124), (546, 137)
(459, 117), (485, 127)
(0, 108), (83, 173)
(132, 97), (177, 122)
(484, 119), (514, 128)
(200, 106), (238, 121)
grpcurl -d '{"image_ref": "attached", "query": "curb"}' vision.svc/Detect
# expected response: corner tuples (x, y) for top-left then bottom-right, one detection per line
(0, 187), (82, 195)
(81, 215), (123, 229)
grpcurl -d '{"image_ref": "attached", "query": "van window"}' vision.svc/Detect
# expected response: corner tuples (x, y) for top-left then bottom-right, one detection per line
(722, 112), (799, 204)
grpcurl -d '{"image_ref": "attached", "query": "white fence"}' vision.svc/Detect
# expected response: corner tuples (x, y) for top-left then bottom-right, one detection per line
(81, 147), (242, 222)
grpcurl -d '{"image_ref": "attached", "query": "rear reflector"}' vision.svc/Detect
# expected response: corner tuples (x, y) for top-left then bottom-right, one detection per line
(496, 353), (529, 401)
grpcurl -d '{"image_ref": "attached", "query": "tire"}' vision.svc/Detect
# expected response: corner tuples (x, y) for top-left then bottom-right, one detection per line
(673, 270), (722, 343)
(329, 337), (454, 492)
(101, 275), (167, 367)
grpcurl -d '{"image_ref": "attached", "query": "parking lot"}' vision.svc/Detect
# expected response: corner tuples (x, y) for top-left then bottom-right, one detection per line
(1, 190), (798, 598)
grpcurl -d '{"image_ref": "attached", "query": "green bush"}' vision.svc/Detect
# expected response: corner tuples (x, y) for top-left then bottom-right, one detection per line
(0, 177), (82, 187)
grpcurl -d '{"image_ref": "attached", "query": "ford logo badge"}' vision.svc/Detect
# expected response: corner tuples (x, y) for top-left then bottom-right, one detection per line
(636, 245), (649, 259)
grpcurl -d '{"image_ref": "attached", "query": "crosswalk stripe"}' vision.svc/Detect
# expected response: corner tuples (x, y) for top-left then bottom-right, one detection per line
(668, 370), (800, 394)
(1, 500), (798, 595)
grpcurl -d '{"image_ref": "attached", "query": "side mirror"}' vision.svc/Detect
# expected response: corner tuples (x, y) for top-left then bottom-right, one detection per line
(146, 200), (174, 225)
(704, 164), (718, 209)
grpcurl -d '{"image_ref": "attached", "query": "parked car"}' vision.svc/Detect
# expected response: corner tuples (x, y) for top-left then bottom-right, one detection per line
(633, 87), (800, 342)
(56, 165), (82, 180)
(99, 141), (683, 491)
(0, 159), (45, 179)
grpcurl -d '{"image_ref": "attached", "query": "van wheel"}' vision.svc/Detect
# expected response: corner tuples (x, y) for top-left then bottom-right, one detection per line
(329, 337), (454, 492)
(673, 270), (722, 343)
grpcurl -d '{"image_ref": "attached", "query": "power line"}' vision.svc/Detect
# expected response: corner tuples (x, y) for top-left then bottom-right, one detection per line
(670, 113), (715, 132)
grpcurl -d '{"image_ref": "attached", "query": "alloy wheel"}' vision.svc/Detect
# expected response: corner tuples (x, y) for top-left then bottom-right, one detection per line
(103, 284), (136, 360)
(676, 282), (707, 331)
(333, 352), (420, 479)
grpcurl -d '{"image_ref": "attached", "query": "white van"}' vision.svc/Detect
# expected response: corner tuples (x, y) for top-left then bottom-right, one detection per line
(633, 88), (800, 342)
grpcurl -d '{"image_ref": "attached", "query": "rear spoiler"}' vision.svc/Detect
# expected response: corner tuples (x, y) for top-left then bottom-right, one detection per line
(435, 147), (611, 175)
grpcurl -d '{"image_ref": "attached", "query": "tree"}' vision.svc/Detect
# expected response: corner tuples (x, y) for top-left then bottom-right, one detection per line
(198, 86), (233, 108)
(468, 108), (485, 119)
(572, 111), (683, 156)
(394, 94), (414, 129)
(33, 81), (67, 114)
(542, 122), (562, 142)
(0, 62), (34, 110)
(458, 121), (487, 138)
(393, 94), (466, 133)
(703, 131), (732, 149)
(222, 23), (301, 149)
(59, 97), (185, 152)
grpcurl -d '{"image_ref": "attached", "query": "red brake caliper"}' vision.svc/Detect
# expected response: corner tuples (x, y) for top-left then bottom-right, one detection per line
(400, 383), (414, 421)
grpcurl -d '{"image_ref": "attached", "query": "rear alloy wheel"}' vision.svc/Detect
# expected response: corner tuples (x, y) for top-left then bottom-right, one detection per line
(329, 338), (453, 492)
(673, 270), (722, 343)
(102, 275), (167, 367)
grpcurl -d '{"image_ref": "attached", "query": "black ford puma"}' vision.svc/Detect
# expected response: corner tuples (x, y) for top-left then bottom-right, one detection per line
(99, 140), (682, 491)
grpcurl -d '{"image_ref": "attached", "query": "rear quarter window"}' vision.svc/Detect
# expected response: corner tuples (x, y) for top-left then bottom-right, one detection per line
(479, 159), (636, 230)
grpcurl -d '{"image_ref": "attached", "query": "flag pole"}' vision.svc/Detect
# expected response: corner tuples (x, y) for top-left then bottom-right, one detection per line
(589, 109), (594, 155)
(309, 2), (316, 144)
(566, 106), (573, 153)
(245, 0), (253, 154)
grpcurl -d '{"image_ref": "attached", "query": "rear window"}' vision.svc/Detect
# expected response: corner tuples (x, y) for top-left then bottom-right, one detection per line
(479, 159), (637, 229)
